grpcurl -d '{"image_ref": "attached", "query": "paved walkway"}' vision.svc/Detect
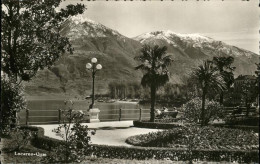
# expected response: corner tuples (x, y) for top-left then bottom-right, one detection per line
(34, 121), (161, 147)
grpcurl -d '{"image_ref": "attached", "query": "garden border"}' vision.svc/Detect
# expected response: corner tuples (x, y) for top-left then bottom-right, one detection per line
(133, 120), (183, 129)
(210, 124), (259, 133)
(19, 125), (259, 163)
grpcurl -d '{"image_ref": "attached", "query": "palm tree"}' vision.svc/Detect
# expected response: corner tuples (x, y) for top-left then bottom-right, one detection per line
(192, 60), (226, 126)
(135, 45), (172, 122)
(212, 56), (235, 104)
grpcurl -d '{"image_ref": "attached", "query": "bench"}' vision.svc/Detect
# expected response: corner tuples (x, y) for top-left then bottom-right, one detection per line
(160, 111), (178, 118)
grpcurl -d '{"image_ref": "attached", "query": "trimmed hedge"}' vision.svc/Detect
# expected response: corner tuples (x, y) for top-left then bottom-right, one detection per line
(87, 145), (259, 163)
(27, 125), (259, 163)
(225, 117), (259, 126)
(211, 124), (259, 133)
(133, 120), (183, 129)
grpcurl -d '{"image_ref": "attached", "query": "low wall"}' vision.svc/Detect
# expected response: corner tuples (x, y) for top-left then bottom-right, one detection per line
(133, 120), (183, 129)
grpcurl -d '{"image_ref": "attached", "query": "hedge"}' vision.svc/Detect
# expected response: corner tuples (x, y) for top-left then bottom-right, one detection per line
(22, 125), (259, 163)
(87, 145), (259, 163)
(211, 124), (259, 133)
(225, 117), (259, 126)
(133, 120), (183, 129)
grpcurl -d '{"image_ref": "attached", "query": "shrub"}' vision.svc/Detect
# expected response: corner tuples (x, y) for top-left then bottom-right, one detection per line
(1, 76), (27, 132)
(182, 98), (224, 125)
(42, 100), (95, 163)
(2, 126), (36, 152)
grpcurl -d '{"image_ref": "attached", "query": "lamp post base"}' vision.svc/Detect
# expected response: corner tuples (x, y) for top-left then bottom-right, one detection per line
(86, 108), (100, 123)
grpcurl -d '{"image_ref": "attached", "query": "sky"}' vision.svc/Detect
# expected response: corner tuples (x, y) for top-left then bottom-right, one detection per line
(60, 0), (259, 54)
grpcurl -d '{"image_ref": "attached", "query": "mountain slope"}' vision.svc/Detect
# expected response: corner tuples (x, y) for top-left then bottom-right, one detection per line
(133, 31), (258, 83)
(25, 16), (142, 98)
(24, 17), (258, 98)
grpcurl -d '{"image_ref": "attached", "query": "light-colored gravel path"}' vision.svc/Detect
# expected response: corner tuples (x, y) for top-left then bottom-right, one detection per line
(34, 121), (161, 147)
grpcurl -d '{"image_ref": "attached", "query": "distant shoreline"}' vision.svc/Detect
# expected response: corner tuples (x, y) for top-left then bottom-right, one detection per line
(25, 96), (140, 105)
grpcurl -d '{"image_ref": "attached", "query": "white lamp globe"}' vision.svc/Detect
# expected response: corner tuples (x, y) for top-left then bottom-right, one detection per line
(91, 58), (97, 63)
(96, 64), (102, 70)
(86, 63), (92, 69)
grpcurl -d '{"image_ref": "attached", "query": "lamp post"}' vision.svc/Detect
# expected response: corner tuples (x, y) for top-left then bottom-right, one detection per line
(86, 58), (102, 110)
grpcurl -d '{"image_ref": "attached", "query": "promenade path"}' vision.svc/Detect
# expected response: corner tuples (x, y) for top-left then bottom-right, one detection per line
(34, 121), (161, 147)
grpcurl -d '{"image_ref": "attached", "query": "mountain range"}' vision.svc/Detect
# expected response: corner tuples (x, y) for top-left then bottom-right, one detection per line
(24, 15), (259, 99)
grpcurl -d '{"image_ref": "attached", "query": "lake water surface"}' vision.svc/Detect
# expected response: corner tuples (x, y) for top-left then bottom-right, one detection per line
(18, 100), (151, 124)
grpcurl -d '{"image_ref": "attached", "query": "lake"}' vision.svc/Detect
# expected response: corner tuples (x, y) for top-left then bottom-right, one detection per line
(18, 100), (152, 125)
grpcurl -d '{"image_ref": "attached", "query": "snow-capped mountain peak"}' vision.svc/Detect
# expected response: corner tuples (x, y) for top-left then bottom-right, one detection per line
(61, 14), (124, 39)
(133, 30), (257, 58)
(70, 15), (98, 25)
(134, 30), (212, 44)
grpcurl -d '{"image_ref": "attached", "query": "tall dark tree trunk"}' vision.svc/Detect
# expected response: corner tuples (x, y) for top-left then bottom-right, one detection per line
(201, 89), (206, 127)
(150, 84), (156, 122)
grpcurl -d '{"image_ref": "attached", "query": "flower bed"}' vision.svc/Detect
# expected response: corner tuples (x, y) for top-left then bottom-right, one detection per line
(126, 126), (259, 151)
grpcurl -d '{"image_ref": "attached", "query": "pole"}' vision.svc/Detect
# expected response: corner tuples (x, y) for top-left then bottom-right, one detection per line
(92, 65), (95, 108)
(26, 109), (29, 125)
(119, 108), (122, 121)
(58, 109), (61, 124)
(139, 108), (142, 121)
(89, 64), (95, 110)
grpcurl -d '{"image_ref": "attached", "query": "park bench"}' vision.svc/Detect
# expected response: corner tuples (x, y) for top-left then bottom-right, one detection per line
(160, 111), (178, 118)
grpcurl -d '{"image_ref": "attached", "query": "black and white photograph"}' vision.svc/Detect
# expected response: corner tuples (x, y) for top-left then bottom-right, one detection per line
(1, 0), (259, 163)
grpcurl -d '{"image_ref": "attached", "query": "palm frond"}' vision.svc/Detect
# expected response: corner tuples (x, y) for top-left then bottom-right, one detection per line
(192, 60), (226, 92)
(135, 64), (151, 72)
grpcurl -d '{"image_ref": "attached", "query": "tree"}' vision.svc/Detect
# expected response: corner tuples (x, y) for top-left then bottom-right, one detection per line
(1, 0), (86, 82)
(240, 79), (258, 116)
(192, 60), (226, 126)
(212, 56), (235, 104)
(1, 0), (85, 127)
(135, 45), (172, 122)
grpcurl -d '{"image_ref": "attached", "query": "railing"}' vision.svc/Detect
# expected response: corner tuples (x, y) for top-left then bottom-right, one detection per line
(19, 108), (151, 125)
(224, 106), (257, 118)
(19, 106), (257, 125)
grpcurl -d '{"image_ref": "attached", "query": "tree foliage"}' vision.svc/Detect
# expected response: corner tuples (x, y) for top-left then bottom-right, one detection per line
(212, 56), (235, 104)
(135, 45), (172, 122)
(192, 60), (226, 126)
(108, 81), (142, 99)
(240, 79), (258, 116)
(182, 97), (224, 125)
(1, 0), (86, 82)
(0, 76), (27, 132)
